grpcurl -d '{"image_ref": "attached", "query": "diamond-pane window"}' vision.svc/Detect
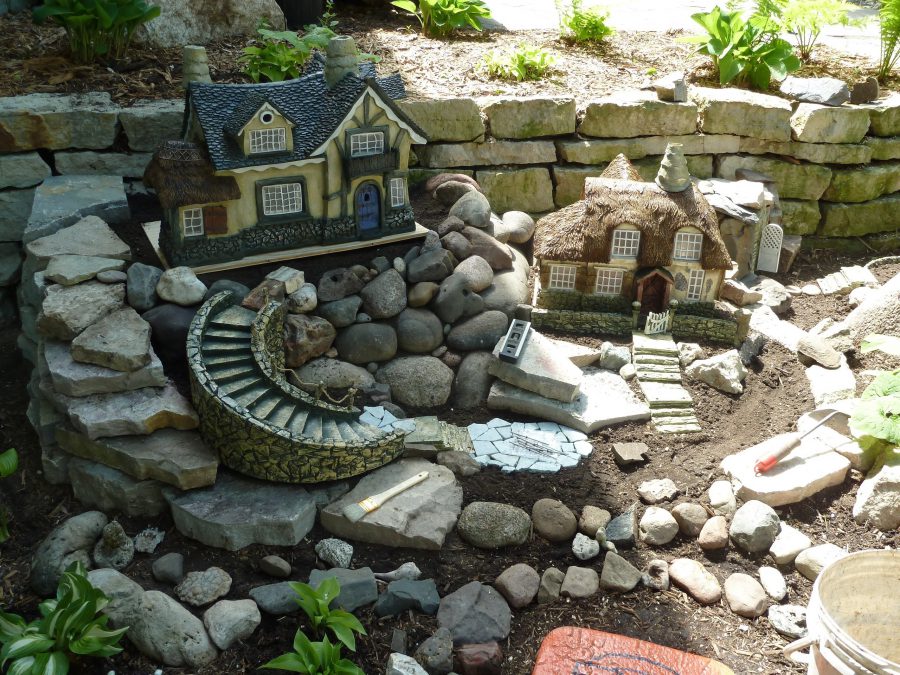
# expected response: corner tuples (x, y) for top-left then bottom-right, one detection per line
(549, 265), (577, 290)
(594, 268), (624, 295)
(674, 231), (703, 261)
(182, 207), (203, 237)
(261, 183), (303, 216)
(350, 132), (384, 158)
(249, 127), (287, 154)
(611, 229), (640, 258)
(389, 177), (406, 207)
(687, 269), (705, 300)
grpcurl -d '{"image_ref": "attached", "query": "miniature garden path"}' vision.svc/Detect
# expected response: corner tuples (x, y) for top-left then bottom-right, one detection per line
(632, 332), (702, 434)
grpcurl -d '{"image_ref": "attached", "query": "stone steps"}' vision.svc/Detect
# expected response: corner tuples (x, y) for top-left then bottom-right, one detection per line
(814, 266), (879, 296)
(633, 354), (680, 366)
(632, 332), (701, 434)
(635, 371), (682, 383)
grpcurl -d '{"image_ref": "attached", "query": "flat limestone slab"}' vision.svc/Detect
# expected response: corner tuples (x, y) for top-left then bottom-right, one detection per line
(487, 368), (651, 433)
(721, 434), (850, 507)
(44, 381), (198, 440)
(45, 340), (166, 397)
(38, 281), (125, 341)
(320, 458), (462, 550)
(164, 471), (349, 551)
(551, 337), (602, 367)
(489, 331), (583, 402)
(638, 381), (693, 407)
(805, 357), (857, 407)
(748, 305), (808, 352)
(44, 255), (126, 286)
(70, 307), (153, 372)
(26, 213), (131, 261)
(632, 332), (680, 355)
(56, 426), (217, 490)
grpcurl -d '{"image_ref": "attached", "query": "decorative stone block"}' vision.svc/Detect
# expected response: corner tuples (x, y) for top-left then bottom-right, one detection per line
(398, 98), (485, 142)
(692, 86), (792, 141)
(864, 136), (900, 161)
(579, 90), (697, 138)
(780, 200), (821, 236)
(0, 151), (51, 189)
(864, 92), (900, 137)
(68, 457), (167, 517)
(414, 140), (557, 168)
(790, 103), (870, 144)
(118, 99), (185, 151)
(821, 163), (900, 203)
(0, 92), (119, 152)
(556, 134), (739, 164)
(45, 340), (166, 397)
(552, 166), (608, 207)
(739, 136), (872, 165)
(55, 151), (153, 178)
(820, 194), (900, 237)
(476, 167), (554, 213)
(716, 155), (832, 200)
(24, 176), (129, 243)
(479, 96), (576, 139)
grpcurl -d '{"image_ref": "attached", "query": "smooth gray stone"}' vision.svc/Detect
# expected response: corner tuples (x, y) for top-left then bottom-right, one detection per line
(24, 176), (129, 243)
(128, 591), (218, 668)
(250, 582), (299, 615)
(128, 262), (164, 311)
(317, 295), (362, 328)
(0, 151), (51, 189)
(31, 511), (108, 595)
(375, 579), (441, 617)
(153, 552), (186, 584)
(308, 567), (378, 612)
(436, 581), (511, 646)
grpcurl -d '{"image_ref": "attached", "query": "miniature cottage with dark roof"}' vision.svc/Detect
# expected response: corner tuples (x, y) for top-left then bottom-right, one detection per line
(534, 147), (731, 315)
(144, 36), (428, 268)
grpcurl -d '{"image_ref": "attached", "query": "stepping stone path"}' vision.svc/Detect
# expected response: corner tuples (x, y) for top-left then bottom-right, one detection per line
(466, 418), (593, 473)
(632, 332), (700, 433)
(805, 265), (879, 296)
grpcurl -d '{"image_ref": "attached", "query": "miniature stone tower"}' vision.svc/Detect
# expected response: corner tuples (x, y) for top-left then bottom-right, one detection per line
(655, 143), (691, 193)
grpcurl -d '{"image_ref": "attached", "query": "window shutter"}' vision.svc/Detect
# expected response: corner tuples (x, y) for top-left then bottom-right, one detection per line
(203, 206), (228, 235)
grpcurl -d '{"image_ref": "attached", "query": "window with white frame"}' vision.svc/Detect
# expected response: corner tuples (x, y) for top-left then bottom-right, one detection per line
(674, 231), (703, 261)
(687, 269), (705, 300)
(182, 207), (204, 237)
(350, 131), (384, 158)
(611, 228), (640, 258)
(249, 127), (287, 154)
(548, 265), (577, 290)
(594, 268), (624, 295)
(389, 177), (406, 208)
(261, 183), (303, 216)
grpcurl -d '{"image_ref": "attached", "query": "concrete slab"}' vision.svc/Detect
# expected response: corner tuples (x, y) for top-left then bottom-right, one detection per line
(805, 356), (857, 407)
(489, 331), (583, 402)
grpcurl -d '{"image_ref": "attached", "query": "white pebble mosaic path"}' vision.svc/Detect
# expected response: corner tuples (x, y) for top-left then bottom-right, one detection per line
(467, 418), (593, 473)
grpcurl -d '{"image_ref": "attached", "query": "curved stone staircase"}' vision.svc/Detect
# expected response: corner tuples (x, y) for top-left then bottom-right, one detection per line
(188, 292), (405, 483)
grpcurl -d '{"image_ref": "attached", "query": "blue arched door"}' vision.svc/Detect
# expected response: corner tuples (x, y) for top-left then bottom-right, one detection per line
(355, 183), (381, 235)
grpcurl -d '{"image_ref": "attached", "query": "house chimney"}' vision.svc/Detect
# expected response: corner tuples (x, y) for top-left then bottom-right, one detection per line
(656, 143), (691, 192)
(324, 36), (359, 88)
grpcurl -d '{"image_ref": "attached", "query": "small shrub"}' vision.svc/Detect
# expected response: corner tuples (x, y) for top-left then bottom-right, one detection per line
(0, 448), (17, 543)
(390, 0), (491, 38)
(879, 0), (900, 78)
(240, 23), (336, 83)
(778, 0), (864, 60)
(262, 632), (364, 675)
(557, 0), (614, 44)
(0, 561), (128, 674)
(32, 0), (161, 64)
(482, 43), (557, 81)
(682, 5), (800, 89)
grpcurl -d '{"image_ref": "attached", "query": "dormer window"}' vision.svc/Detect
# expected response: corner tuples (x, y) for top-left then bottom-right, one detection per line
(350, 131), (384, 158)
(611, 228), (640, 258)
(674, 231), (703, 261)
(249, 127), (286, 154)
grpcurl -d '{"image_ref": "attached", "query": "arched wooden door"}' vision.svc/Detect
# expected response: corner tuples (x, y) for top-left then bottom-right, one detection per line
(635, 268), (673, 314)
(355, 183), (381, 235)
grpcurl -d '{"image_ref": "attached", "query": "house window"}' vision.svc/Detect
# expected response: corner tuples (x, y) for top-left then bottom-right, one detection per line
(594, 269), (624, 296)
(350, 131), (384, 158)
(249, 127), (287, 154)
(261, 183), (303, 216)
(674, 231), (703, 261)
(389, 177), (406, 208)
(182, 207), (204, 237)
(611, 229), (640, 258)
(687, 269), (705, 300)
(548, 265), (577, 290)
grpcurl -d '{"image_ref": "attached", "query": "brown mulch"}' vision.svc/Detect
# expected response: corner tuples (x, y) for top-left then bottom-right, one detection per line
(0, 4), (896, 106)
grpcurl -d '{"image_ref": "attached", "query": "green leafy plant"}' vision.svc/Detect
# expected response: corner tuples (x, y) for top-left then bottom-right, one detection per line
(0, 448), (17, 543)
(849, 367), (900, 466)
(289, 578), (365, 651)
(861, 334), (900, 358)
(557, 0), (614, 44)
(682, 4), (800, 89)
(390, 0), (491, 38)
(879, 0), (900, 78)
(261, 632), (364, 674)
(482, 43), (557, 81)
(0, 561), (127, 675)
(240, 23), (337, 83)
(32, 0), (161, 64)
(777, 0), (863, 60)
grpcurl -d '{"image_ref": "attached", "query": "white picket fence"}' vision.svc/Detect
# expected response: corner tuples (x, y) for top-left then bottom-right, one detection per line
(644, 310), (669, 335)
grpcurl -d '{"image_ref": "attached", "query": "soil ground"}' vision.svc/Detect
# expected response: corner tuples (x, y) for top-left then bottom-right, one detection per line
(2, 186), (899, 674)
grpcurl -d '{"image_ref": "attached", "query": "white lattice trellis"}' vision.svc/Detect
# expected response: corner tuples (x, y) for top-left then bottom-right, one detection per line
(644, 311), (669, 335)
(757, 223), (783, 273)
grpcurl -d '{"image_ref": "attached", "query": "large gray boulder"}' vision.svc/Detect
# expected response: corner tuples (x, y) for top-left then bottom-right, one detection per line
(452, 351), (495, 409)
(376, 356), (454, 408)
(135, 0), (285, 47)
(334, 323), (398, 364)
(437, 582), (511, 646)
(129, 590), (218, 667)
(456, 501), (531, 549)
(295, 358), (375, 390)
(360, 269), (407, 319)
(481, 246), (530, 318)
(395, 308), (444, 354)
(31, 511), (108, 595)
(446, 311), (509, 351)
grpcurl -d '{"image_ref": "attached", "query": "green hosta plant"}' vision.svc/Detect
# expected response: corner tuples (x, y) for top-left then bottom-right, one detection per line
(261, 632), (364, 675)
(240, 24), (336, 83)
(0, 561), (128, 675)
(482, 43), (557, 81)
(390, 0), (491, 38)
(289, 578), (365, 651)
(557, 0), (614, 44)
(0, 448), (17, 542)
(683, 5), (800, 89)
(879, 0), (900, 78)
(32, 0), (161, 64)
(849, 368), (900, 465)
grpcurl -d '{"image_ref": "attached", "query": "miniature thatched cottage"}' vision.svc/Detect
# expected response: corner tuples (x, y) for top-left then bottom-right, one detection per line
(144, 36), (427, 267)
(534, 147), (731, 315)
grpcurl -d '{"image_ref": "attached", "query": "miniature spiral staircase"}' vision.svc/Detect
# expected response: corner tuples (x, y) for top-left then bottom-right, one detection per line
(187, 292), (405, 483)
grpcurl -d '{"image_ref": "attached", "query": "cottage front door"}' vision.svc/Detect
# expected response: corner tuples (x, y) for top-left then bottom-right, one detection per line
(355, 183), (381, 235)
(639, 274), (669, 313)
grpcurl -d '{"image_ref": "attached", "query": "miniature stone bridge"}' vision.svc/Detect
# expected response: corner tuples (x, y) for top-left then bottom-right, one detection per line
(188, 292), (406, 483)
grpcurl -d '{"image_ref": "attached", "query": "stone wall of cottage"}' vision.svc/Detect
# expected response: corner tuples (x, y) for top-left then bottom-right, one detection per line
(2, 89), (900, 327)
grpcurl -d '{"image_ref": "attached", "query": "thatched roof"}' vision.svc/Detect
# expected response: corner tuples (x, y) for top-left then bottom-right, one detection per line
(534, 156), (731, 271)
(601, 154), (642, 181)
(143, 141), (240, 210)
